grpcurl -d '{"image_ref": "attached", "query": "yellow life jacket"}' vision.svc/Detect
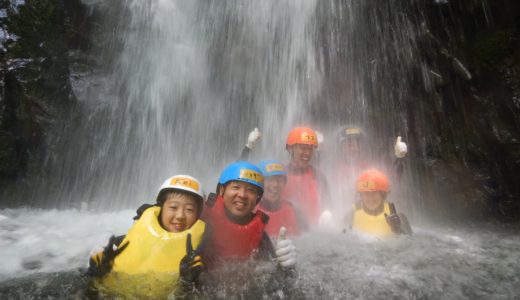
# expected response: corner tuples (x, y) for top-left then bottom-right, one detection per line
(352, 202), (394, 237)
(94, 206), (206, 299)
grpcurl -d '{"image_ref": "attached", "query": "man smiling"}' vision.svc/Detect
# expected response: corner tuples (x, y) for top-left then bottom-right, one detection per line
(202, 161), (297, 268)
(282, 126), (330, 225)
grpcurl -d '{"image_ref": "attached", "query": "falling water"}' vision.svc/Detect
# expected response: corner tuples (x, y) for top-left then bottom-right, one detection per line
(2, 0), (519, 299)
(43, 0), (325, 210)
(34, 0), (427, 213)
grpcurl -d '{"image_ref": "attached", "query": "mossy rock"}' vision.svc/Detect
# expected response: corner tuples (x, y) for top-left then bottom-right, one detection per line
(470, 27), (516, 71)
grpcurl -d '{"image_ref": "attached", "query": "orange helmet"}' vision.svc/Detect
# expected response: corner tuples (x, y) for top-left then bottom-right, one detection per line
(286, 127), (318, 147)
(356, 169), (390, 193)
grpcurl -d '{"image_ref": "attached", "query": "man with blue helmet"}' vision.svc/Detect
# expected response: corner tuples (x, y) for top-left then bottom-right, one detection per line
(256, 160), (308, 237)
(202, 161), (297, 269)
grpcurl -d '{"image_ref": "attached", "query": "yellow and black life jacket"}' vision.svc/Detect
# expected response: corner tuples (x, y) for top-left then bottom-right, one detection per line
(94, 206), (206, 299)
(352, 202), (394, 237)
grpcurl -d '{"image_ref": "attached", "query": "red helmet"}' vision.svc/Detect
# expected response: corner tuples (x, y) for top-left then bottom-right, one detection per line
(286, 127), (318, 147)
(356, 169), (390, 193)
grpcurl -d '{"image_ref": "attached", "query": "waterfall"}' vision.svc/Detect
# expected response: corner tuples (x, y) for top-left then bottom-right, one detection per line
(40, 0), (429, 216)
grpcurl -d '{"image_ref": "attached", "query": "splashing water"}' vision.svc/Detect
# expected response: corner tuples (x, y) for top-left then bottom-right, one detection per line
(0, 210), (519, 299)
(26, 0), (428, 213)
(2, 0), (517, 299)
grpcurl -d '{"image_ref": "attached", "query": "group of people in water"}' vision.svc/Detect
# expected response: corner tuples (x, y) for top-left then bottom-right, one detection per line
(86, 126), (412, 298)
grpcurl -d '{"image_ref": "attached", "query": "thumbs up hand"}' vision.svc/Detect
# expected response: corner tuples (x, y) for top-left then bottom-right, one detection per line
(246, 128), (261, 149)
(275, 227), (297, 268)
(394, 136), (408, 158)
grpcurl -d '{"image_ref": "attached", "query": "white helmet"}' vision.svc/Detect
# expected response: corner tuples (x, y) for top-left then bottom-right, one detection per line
(157, 175), (204, 201)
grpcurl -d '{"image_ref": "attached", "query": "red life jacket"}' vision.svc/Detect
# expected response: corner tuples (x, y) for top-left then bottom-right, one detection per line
(282, 166), (320, 224)
(257, 201), (299, 237)
(202, 195), (268, 264)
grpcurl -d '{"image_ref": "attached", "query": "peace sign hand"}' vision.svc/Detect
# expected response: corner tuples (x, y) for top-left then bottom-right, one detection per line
(179, 233), (205, 284)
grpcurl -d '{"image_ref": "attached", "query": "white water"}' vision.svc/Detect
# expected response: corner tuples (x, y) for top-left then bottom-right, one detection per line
(1, 208), (519, 299)
(0, 208), (133, 280)
(2, 1), (514, 298)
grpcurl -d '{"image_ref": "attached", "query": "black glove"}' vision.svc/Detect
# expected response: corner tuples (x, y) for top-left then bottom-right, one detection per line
(179, 233), (205, 285)
(384, 213), (402, 234)
(385, 202), (403, 234)
(86, 235), (129, 277)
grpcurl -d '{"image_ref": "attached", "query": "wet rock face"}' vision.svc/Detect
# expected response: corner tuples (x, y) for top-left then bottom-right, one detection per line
(409, 0), (520, 221)
(0, 0), (85, 184)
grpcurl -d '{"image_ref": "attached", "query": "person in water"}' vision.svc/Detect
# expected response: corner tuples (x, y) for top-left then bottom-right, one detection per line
(282, 126), (331, 225)
(201, 161), (297, 268)
(346, 169), (412, 236)
(335, 126), (408, 180)
(330, 126), (408, 214)
(256, 159), (308, 237)
(237, 129), (308, 236)
(86, 175), (208, 298)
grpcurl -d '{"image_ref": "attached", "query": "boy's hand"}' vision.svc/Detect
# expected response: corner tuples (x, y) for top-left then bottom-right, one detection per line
(86, 235), (129, 277)
(275, 227), (297, 268)
(179, 234), (205, 284)
(246, 128), (261, 149)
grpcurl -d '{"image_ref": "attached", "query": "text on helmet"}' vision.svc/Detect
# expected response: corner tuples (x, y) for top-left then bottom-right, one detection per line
(170, 177), (200, 191)
(265, 163), (284, 172)
(239, 169), (264, 184)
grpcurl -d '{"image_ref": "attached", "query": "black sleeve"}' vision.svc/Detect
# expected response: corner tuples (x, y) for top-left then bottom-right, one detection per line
(398, 213), (413, 235)
(133, 203), (156, 220)
(393, 158), (405, 181)
(238, 146), (251, 161)
(257, 231), (276, 260)
(113, 235), (126, 247)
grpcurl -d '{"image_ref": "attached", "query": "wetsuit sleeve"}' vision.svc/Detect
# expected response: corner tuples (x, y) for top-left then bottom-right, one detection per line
(133, 203), (156, 220)
(112, 235), (126, 247)
(238, 146), (251, 161)
(398, 213), (413, 235)
(200, 223), (215, 268)
(393, 158), (405, 181)
(257, 231), (276, 260)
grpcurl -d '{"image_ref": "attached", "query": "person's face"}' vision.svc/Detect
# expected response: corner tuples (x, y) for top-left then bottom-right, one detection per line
(290, 144), (315, 169)
(160, 193), (199, 233)
(263, 175), (287, 203)
(342, 138), (360, 161)
(221, 181), (260, 218)
(360, 191), (385, 213)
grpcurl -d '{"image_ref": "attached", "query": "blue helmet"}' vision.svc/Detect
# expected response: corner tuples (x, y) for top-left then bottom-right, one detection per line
(218, 161), (264, 190)
(258, 159), (287, 177)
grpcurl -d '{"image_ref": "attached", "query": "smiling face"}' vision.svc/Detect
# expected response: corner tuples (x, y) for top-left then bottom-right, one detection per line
(220, 181), (261, 218)
(160, 192), (199, 233)
(289, 144), (315, 169)
(263, 175), (286, 203)
(360, 191), (385, 214)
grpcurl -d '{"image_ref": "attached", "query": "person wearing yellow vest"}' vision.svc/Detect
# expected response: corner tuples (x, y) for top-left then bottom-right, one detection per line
(347, 169), (412, 237)
(86, 175), (208, 299)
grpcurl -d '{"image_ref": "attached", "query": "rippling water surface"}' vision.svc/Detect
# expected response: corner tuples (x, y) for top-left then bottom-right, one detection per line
(1, 209), (518, 299)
